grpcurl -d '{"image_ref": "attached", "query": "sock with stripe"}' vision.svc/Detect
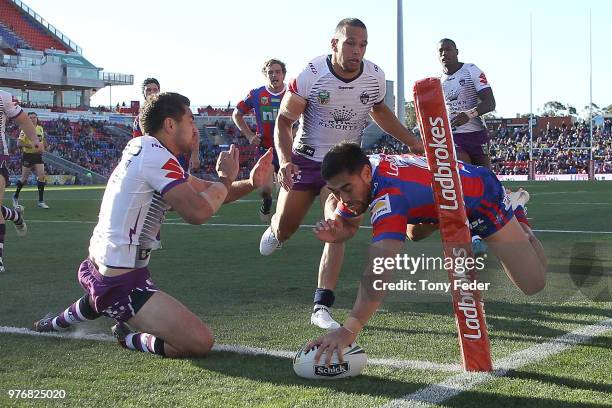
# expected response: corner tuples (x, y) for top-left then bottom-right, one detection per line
(0, 224), (5, 260)
(51, 295), (101, 330)
(119, 332), (166, 356)
(1, 206), (22, 224)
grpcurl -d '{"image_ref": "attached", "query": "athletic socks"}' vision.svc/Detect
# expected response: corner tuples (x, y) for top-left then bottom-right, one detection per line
(51, 295), (101, 330)
(1, 206), (22, 224)
(14, 181), (24, 199)
(37, 180), (46, 202)
(313, 288), (335, 308)
(261, 196), (273, 214)
(0, 224), (5, 259)
(119, 333), (166, 357)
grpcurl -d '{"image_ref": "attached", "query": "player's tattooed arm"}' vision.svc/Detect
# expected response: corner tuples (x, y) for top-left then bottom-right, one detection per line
(370, 103), (424, 154)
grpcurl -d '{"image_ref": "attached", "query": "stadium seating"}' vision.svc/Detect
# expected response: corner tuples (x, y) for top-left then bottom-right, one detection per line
(0, 22), (30, 49)
(0, 0), (69, 51)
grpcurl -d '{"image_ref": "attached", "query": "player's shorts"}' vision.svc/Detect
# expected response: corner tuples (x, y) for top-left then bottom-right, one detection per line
(453, 130), (490, 162)
(466, 166), (515, 239)
(291, 151), (326, 193)
(0, 155), (10, 186)
(259, 147), (280, 172)
(77, 258), (158, 322)
(22, 153), (44, 168)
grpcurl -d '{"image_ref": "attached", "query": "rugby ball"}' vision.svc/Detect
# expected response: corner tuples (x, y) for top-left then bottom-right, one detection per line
(293, 342), (367, 379)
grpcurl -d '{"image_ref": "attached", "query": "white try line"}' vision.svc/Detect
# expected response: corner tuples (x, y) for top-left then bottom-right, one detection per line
(380, 318), (612, 408)
(0, 326), (461, 373)
(25, 219), (612, 235)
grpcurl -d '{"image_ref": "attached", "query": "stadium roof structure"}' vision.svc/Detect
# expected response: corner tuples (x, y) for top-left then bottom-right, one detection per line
(0, 0), (132, 107)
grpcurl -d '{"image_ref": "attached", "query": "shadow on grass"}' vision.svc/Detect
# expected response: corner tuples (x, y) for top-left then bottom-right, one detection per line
(190, 351), (429, 399)
(506, 370), (612, 394)
(445, 389), (611, 408)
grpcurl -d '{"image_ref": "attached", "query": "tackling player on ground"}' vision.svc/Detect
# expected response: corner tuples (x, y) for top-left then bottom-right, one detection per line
(0, 90), (40, 272)
(438, 38), (496, 255)
(232, 59), (287, 222)
(259, 18), (423, 329)
(13, 112), (50, 209)
(306, 142), (546, 364)
(32, 92), (274, 358)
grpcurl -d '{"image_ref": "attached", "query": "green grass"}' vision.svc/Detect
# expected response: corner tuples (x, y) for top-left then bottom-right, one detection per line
(0, 181), (610, 407)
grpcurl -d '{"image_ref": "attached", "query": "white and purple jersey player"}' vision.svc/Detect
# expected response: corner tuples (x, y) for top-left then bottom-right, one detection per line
(89, 135), (187, 269)
(288, 54), (386, 192)
(77, 135), (189, 322)
(0, 90), (23, 184)
(441, 63), (491, 160)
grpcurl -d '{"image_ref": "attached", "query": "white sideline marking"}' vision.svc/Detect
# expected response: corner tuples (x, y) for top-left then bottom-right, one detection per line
(25, 219), (612, 235)
(0, 326), (460, 372)
(380, 318), (612, 407)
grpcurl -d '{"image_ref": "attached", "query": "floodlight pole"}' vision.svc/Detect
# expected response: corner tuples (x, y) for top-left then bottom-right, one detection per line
(396, 0), (405, 124)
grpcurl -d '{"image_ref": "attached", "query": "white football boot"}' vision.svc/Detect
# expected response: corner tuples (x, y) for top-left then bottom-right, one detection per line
(259, 225), (282, 256)
(13, 207), (27, 237)
(310, 305), (341, 330)
(507, 188), (530, 210)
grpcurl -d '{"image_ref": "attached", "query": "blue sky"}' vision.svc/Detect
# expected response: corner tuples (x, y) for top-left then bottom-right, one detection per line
(24, 0), (611, 117)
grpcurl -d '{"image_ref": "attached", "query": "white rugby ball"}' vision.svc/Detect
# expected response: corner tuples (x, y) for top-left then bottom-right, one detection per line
(293, 342), (367, 379)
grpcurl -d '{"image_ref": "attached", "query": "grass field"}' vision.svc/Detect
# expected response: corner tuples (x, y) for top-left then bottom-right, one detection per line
(0, 181), (610, 407)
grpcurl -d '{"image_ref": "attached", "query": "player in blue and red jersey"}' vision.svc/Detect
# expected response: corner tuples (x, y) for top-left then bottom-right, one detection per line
(232, 59), (286, 222)
(305, 142), (547, 363)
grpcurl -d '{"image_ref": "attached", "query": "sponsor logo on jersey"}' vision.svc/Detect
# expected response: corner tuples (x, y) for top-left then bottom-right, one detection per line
(360, 91), (370, 104)
(370, 193), (392, 224)
(314, 362), (349, 377)
(260, 106), (279, 122)
(459, 79), (466, 86)
(308, 62), (318, 74)
(317, 90), (330, 105)
(338, 86), (354, 90)
(295, 143), (315, 158)
(470, 218), (486, 232)
(479, 72), (488, 85)
(260, 96), (269, 105)
(161, 158), (185, 179)
(332, 107), (356, 123)
(318, 106), (359, 131)
(445, 88), (459, 102)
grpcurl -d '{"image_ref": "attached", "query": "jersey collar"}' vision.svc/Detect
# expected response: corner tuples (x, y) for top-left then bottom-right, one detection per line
(326, 55), (364, 84)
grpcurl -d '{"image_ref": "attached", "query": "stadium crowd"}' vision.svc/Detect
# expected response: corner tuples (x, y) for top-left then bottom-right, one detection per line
(5, 114), (612, 182)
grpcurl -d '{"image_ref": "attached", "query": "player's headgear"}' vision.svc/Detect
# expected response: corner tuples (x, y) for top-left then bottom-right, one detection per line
(321, 142), (370, 180)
